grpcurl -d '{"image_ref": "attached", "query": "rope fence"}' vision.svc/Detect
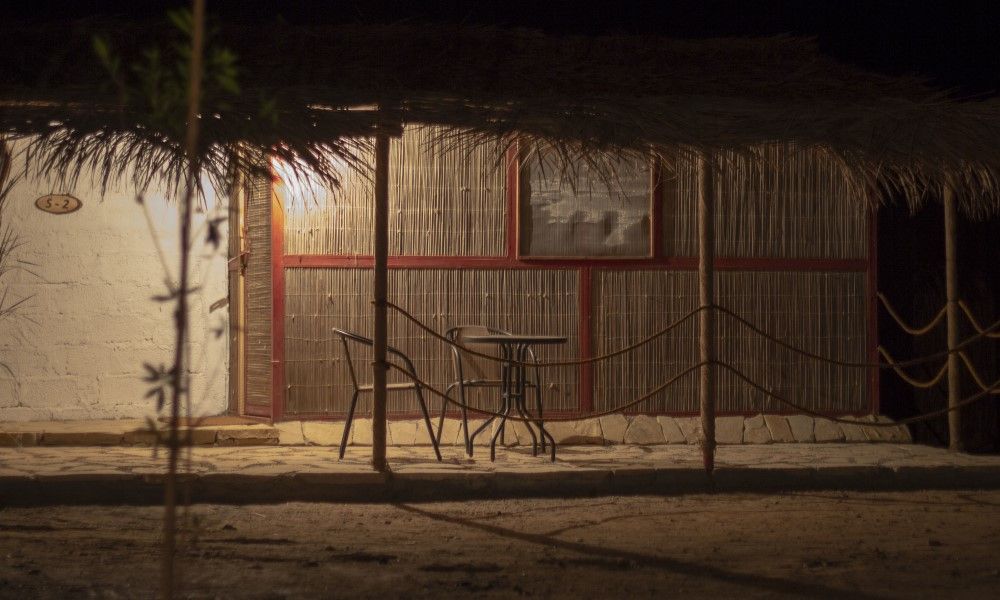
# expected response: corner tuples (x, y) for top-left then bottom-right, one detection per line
(879, 292), (1000, 341)
(384, 358), (999, 428)
(877, 293), (946, 336)
(877, 347), (949, 389)
(385, 361), (707, 423)
(384, 300), (709, 368)
(876, 293), (1000, 396)
(713, 303), (999, 370)
(372, 296), (1000, 429)
(959, 351), (1000, 395)
(385, 299), (1000, 372)
(717, 363), (1000, 428)
(959, 300), (1000, 339)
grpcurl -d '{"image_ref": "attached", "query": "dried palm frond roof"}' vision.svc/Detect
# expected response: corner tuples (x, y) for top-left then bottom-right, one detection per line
(1, 19), (999, 216)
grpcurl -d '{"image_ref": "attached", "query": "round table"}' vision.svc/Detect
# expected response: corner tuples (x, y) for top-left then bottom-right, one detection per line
(463, 334), (567, 461)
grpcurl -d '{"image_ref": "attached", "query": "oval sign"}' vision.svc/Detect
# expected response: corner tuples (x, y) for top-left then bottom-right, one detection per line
(35, 194), (82, 215)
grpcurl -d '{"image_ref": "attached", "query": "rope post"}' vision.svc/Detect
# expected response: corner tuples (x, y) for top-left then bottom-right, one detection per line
(697, 151), (716, 475)
(944, 184), (963, 452)
(372, 120), (390, 472)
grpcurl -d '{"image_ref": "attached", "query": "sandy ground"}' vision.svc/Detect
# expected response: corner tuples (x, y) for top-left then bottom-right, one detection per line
(1, 491), (999, 599)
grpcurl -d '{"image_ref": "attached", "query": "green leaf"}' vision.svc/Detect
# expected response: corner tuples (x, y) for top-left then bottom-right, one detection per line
(166, 8), (193, 35)
(92, 36), (111, 64)
(260, 98), (279, 126)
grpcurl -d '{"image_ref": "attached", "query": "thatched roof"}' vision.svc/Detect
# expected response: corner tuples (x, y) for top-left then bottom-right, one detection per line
(2, 19), (1000, 216)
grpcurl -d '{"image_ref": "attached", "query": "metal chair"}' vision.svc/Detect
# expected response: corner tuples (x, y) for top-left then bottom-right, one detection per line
(438, 325), (547, 456)
(332, 328), (442, 461)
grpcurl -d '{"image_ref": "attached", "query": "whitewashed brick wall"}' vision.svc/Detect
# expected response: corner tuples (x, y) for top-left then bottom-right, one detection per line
(0, 145), (229, 421)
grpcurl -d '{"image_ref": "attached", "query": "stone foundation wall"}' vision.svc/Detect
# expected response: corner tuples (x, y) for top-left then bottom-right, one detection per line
(284, 414), (912, 446)
(0, 414), (911, 447)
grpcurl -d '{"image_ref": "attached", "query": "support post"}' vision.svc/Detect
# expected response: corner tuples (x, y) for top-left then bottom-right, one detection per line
(227, 161), (245, 415)
(372, 127), (390, 472)
(697, 152), (716, 475)
(944, 185), (963, 452)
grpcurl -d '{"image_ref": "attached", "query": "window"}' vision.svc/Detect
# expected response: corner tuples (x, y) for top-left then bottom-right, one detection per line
(519, 153), (652, 257)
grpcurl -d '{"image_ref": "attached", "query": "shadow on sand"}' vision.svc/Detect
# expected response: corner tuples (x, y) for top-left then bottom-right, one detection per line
(395, 502), (889, 600)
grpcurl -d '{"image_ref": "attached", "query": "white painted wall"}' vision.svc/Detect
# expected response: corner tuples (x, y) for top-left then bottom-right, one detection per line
(0, 143), (229, 421)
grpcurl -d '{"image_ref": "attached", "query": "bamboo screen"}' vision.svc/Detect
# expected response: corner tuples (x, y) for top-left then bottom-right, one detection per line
(594, 270), (868, 413)
(244, 173), (273, 413)
(592, 270), (699, 412)
(663, 147), (867, 258)
(284, 268), (579, 415)
(283, 126), (507, 256)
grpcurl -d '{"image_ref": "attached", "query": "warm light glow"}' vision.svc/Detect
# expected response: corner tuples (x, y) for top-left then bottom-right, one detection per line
(270, 155), (349, 214)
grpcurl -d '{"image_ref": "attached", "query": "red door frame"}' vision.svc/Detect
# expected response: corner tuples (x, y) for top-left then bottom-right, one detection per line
(270, 180), (286, 422)
(267, 152), (877, 421)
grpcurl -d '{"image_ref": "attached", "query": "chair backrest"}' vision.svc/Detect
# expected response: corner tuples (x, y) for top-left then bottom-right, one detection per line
(445, 325), (508, 383)
(332, 327), (417, 390)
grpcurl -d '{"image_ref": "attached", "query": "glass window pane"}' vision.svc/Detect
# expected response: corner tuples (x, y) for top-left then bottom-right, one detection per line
(520, 155), (651, 257)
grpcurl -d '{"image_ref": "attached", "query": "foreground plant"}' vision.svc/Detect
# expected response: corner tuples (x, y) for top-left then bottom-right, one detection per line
(93, 2), (234, 597)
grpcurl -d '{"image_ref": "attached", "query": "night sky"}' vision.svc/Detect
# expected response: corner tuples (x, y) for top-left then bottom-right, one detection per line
(9, 0), (1000, 96)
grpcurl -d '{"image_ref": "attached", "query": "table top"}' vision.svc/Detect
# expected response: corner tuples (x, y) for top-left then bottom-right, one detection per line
(464, 334), (568, 345)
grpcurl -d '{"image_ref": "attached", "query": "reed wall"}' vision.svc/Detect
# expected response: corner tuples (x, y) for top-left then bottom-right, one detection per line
(663, 148), (868, 258)
(593, 270), (868, 413)
(284, 127), (507, 257)
(268, 137), (872, 418)
(244, 173), (273, 414)
(284, 268), (579, 415)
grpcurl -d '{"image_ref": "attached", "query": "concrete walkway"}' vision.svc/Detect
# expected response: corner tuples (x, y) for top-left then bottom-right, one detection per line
(3, 443), (1000, 505)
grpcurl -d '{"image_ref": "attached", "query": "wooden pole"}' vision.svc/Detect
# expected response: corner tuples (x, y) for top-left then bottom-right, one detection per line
(372, 124), (390, 472)
(697, 152), (716, 475)
(227, 159), (246, 416)
(944, 185), (963, 452)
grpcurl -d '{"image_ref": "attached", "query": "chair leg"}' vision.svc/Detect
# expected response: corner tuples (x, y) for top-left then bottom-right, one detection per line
(514, 400), (539, 457)
(534, 384), (546, 452)
(489, 395), (511, 462)
(438, 383), (457, 445)
(339, 390), (360, 460)
(415, 386), (442, 462)
(468, 415), (495, 458)
(461, 400), (471, 456)
(457, 382), (471, 457)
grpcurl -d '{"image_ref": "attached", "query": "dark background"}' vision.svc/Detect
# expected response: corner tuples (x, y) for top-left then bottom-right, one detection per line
(11, 0), (1000, 448)
(10, 1), (1000, 96)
